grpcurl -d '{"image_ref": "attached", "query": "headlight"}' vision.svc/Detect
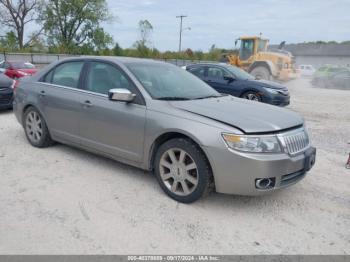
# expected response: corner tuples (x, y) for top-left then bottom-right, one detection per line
(222, 133), (282, 153)
(264, 87), (280, 94)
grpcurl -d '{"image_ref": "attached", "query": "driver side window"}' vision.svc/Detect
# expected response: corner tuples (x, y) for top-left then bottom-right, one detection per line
(208, 67), (229, 80)
(86, 62), (131, 95)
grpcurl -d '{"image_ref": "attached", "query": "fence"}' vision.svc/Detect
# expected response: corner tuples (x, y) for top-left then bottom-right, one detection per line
(0, 52), (215, 68)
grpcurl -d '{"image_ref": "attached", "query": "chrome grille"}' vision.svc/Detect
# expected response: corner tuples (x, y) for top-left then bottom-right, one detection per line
(280, 129), (309, 155)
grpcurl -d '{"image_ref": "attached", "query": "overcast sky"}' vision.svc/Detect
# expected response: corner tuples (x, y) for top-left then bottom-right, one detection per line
(103, 0), (350, 51)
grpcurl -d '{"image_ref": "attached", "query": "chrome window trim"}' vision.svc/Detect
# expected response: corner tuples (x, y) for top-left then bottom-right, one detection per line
(37, 81), (146, 109)
(38, 81), (108, 98)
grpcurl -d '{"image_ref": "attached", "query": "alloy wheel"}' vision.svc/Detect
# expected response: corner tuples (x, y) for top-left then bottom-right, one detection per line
(244, 93), (260, 101)
(25, 111), (43, 143)
(159, 148), (199, 196)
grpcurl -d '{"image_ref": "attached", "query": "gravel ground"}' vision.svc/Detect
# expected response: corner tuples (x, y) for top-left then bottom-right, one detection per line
(0, 78), (349, 255)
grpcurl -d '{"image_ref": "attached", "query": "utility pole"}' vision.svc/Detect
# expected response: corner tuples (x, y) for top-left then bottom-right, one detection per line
(176, 15), (187, 54)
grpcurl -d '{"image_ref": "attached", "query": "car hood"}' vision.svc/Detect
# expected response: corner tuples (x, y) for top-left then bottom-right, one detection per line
(170, 96), (303, 133)
(245, 79), (287, 90)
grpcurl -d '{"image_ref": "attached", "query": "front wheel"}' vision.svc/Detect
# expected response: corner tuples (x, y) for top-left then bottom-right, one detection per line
(241, 91), (262, 102)
(154, 138), (212, 203)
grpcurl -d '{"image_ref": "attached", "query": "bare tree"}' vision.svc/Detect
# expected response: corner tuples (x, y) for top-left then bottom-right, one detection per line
(0, 0), (42, 49)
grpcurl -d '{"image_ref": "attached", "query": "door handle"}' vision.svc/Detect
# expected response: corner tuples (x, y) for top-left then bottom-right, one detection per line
(82, 100), (93, 108)
(39, 90), (46, 97)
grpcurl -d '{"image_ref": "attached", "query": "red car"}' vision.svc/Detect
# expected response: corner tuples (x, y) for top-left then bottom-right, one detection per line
(0, 61), (38, 79)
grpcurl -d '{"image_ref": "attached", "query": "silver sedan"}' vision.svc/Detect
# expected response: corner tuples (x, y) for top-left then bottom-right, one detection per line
(13, 57), (316, 203)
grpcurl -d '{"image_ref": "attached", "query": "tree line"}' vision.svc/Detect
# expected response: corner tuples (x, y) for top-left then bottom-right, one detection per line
(2, 1), (347, 61)
(0, 0), (230, 61)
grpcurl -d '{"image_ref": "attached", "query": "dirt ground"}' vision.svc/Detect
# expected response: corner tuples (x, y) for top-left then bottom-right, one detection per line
(0, 78), (349, 255)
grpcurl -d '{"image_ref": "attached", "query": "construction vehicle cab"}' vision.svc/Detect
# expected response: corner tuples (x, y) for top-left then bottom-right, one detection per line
(225, 36), (298, 81)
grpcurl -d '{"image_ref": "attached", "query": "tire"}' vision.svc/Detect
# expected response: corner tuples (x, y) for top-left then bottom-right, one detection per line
(241, 91), (262, 102)
(23, 106), (54, 148)
(250, 66), (271, 80)
(154, 138), (212, 203)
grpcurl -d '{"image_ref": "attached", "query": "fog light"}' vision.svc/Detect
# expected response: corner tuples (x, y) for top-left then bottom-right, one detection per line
(255, 178), (275, 189)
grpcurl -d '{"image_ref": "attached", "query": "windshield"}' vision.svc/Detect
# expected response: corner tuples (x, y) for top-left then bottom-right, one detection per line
(12, 62), (36, 69)
(127, 62), (220, 100)
(223, 65), (255, 80)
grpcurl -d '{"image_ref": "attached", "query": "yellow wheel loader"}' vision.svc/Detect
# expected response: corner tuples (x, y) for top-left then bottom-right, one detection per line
(221, 36), (299, 81)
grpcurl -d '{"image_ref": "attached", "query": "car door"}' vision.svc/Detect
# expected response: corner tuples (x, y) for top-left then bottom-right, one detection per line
(78, 61), (146, 163)
(206, 66), (239, 95)
(37, 61), (86, 145)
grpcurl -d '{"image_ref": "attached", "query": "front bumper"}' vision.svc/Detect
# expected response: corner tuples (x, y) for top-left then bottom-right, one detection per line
(0, 88), (14, 110)
(262, 93), (290, 107)
(204, 145), (316, 196)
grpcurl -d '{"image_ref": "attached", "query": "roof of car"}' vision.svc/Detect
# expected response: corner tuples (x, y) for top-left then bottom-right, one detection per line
(186, 63), (229, 67)
(57, 56), (168, 66)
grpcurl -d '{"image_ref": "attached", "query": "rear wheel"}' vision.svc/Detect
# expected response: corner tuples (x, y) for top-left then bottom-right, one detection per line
(241, 91), (262, 102)
(250, 66), (271, 80)
(154, 138), (212, 203)
(24, 107), (54, 148)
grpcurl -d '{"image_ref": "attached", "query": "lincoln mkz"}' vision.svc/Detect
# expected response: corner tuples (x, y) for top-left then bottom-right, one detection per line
(13, 57), (316, 203)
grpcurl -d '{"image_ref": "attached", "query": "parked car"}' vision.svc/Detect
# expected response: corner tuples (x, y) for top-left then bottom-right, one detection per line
(183, 63), (290, 107)
(312, 65), (349, 87)
(0, 72), (16, 110)
(318, 70), (350, 89)
(0, 61), (37, 79)
(297, 64), (316, 77)
(14, 57), (316, 203)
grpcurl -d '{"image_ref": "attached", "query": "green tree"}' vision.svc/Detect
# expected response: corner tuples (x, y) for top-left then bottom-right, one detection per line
(113, 42), (123, 56)
(0, 31), (18, 50)
(134, 20), (153, 57)
(0, 0), (43, 49)
(41, 0), (113, 53)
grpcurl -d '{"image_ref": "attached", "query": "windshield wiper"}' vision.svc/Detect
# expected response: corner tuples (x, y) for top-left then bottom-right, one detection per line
(194, 95), (224, 100)
(157, 97), (191, 101)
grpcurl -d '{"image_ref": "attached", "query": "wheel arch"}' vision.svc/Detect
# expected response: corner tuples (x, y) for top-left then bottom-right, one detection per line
(148, 131), (214, 176)
(22, 104), (46, 127)
(239, 87), (264, 98)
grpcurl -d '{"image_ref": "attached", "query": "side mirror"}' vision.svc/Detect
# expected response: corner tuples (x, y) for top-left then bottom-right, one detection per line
(108, 88), (136, 102)
(224, 76), (235, 83)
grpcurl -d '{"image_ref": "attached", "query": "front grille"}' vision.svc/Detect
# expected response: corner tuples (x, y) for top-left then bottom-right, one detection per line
(280, 170), (305, 186)
(280, 129), (309, 155)
(0, 92), (12, 104)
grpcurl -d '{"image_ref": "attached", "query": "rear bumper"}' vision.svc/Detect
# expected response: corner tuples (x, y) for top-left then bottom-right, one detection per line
(203, 145), (316, 196)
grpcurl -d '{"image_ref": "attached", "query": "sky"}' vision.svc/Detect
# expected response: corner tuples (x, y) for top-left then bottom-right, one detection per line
(103, 0), (350, 52)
